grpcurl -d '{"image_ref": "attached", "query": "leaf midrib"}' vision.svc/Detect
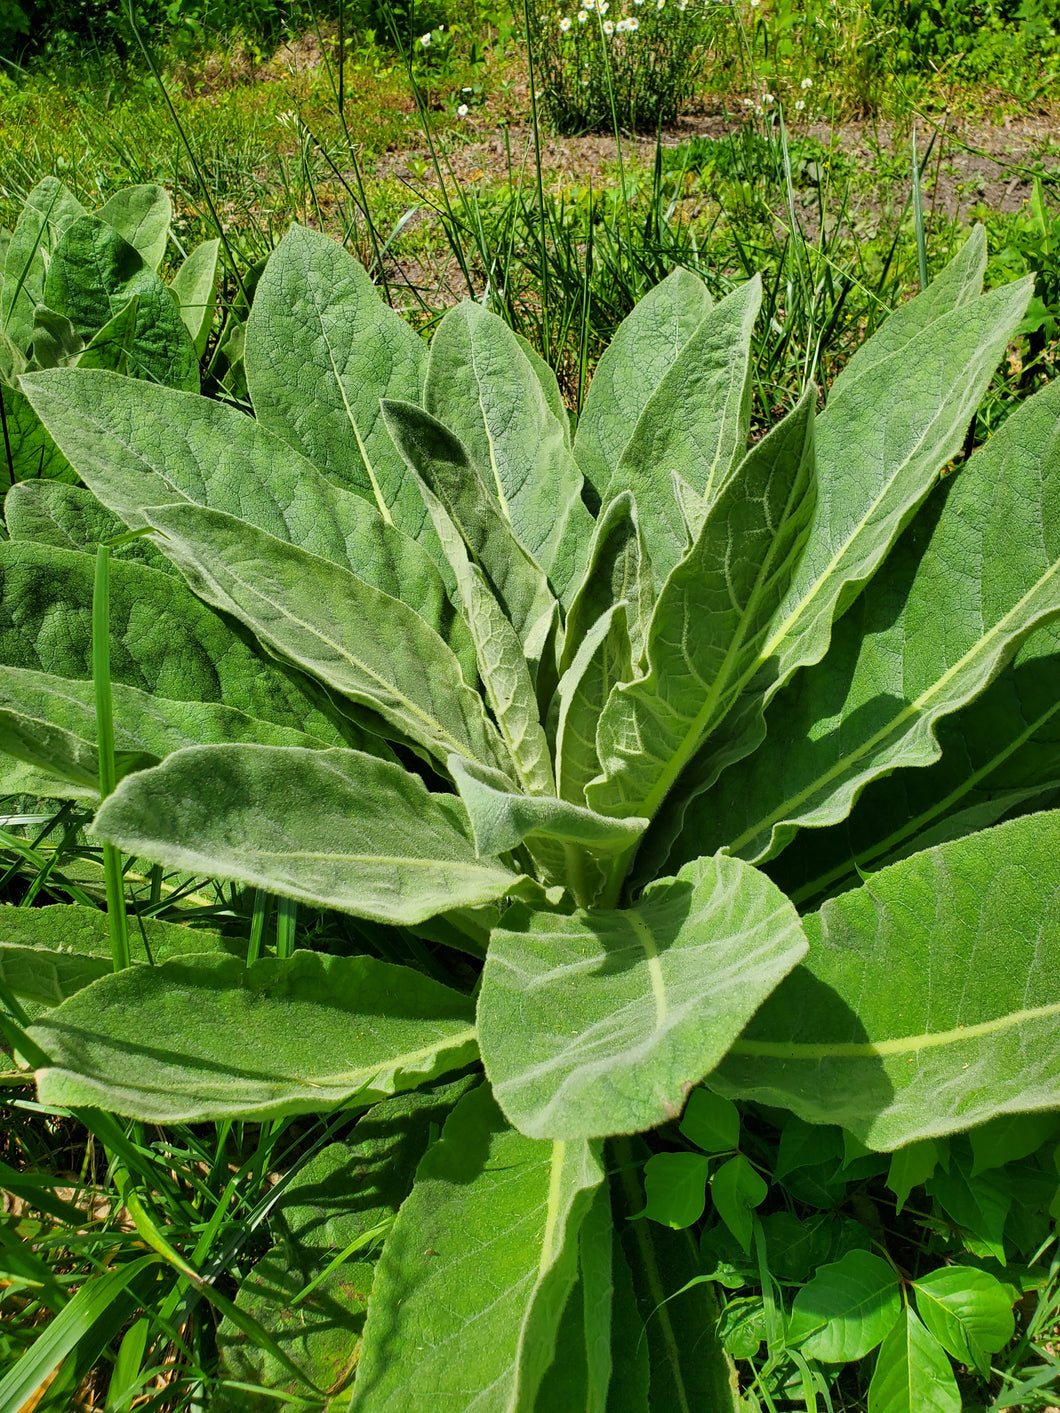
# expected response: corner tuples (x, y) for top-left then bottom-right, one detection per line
(761, 382), (986, 664)
(731, 999), (1060, 1058)
(730, 556), (1060, 854)
(181, 539), (486, 767)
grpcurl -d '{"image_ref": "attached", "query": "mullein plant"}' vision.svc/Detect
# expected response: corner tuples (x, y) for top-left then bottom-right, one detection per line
(0, 177), (220, 490)
(2, 222), (1060, 1406)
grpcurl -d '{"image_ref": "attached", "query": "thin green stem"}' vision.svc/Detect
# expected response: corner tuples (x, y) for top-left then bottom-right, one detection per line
(93, 543), (130, 973)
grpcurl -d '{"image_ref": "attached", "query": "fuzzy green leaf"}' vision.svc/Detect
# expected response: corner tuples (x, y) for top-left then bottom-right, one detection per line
(602, 277), (762, 579)
(140, 502), (503, 770)
(760, 275), (1032, 690)
(0, 541), (350, 745)
(96, 184), (171, 271)
(170, 238), (220, 357)
(588, 386), (815, 823)
(424, 298), (592, 597)
(31, 950), (478, 1121)
(244, 224), (430, 536)
(713, 811), (1060, 1148)
(93, 744), (522, 924)
(380, 398), (556, 642)
(450, 755), (646, 859)
(22, 368), (477, 682)
(560, 491), (653, 677)
(572, 267), (713, 498)
(2, 177), (85, 348)
(352, 1084), (605, 1412)
(43, 215), (198, 392)
(0, 383), (72, 491)
(556, 603), (634, 810)
(682, 371), (1060, 865)
(0, 664), (336, 797)
(478, 852), (807, 1140)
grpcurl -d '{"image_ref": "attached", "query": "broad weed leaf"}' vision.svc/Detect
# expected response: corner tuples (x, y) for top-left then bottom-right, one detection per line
(5, 480), (171, 572)
(641, 1151), (711, 1229)
(381, 398), (556, 642)
(762, 275), (1032, 690)
(572, 266), (713, 498)
(0, 383), (73, 491)
(712, 810), (1060, 1147)
(680, 372), (1060, 865)
(710, 1155), (767, 1253)
(43, 214), (198, 392)
(96, 184), (172, 272)
(424, 298), (592, 597)
(31, 949), (479, 1121)
(560, 490), (654, 676)
(787, 1249), (901, 1361)
(23, 368), (478, 683)
(0, 663), (335, 799)
(588, 385), (815, 824)
(245, 224), (431, 538)
(834, 223), (986, 390)
(93, 743), (523, 924)
(352, 1084), (604, 1412)
(912, 1266), (1015, 1374)
(2, 177), (85, 348)
(478, 852), (806, 1141)
(555, 602), (634, 810)
(603, 277), (762, 580)
(0, 903), (231, 1010)
(0, 541), (350, 745)
(141, 502), (503, 771)
(866, 1308), (960, 1413)
(170, 237), (220, 357)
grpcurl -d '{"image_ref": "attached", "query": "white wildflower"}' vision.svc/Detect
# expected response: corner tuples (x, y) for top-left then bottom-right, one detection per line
(801, 76), (813, 89)
(578, 8), (588, 17)
(419, 30), (431, 45)
(603, 17), (614, 31)
(627, 14), (639, 27)
(762, 92), (773, 103)
(457, 103), (469, 115)
(794, 99), (805, 110)
(560, 14), (572, 28)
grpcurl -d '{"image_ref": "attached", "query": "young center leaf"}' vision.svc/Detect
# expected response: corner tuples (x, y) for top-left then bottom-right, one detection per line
(92, 744), (524, 924)
(587, 384), (815, 828)
(352, 1084), (605, 1411)
(712, 810), (1060, 1148)
(30, 950), (479, 1121)
(478, 851), (807, 1140)
(572, 266), (713, 499)
(423, 298), (592, 598)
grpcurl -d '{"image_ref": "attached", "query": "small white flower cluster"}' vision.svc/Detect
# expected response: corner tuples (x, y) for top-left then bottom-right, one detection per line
(559, 0), (641, 35)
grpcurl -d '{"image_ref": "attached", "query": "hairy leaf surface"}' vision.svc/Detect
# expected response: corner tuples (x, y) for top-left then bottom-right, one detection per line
(424, 298), (592, 596)
(713, 811), (1060, 1147)
(2, 177), (85, 348)
(353, 1084), (604, 1412)
(244, 224), (430, 536)
(43, 215), (198, 391)
(23, 368), (476, 680)
(572, 267), (712, 497)
(681, 373), (1060, 864)
(31, 950), (478, 1121)
(588, 386), (815, 823)
(478, 852), (807, 1140)
(141, 503), (502, 769)
(93, 744), (522, 923)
